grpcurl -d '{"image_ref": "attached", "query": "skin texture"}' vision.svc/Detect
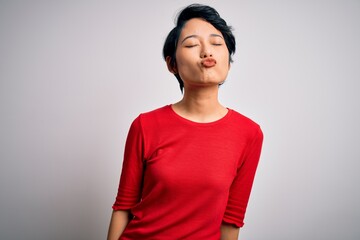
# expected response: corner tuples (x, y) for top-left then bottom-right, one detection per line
(107, 210), (130, 240)
(108, 18), (240, 240)
(221, 223), (240, 240)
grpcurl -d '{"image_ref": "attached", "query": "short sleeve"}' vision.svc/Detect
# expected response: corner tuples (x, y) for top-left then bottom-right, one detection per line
(112, 116), (145, 211)
(222, 127), (263, 227)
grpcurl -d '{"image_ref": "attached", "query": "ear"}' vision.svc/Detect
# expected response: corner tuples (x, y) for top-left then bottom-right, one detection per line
(166, 56), (178, 74)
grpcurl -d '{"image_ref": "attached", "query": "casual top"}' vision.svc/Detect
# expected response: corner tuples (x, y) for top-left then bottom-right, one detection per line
(113, 105), (263, 239)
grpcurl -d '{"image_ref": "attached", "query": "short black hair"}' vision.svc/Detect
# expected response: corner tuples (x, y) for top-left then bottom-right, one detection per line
(163, 4), (236, 93)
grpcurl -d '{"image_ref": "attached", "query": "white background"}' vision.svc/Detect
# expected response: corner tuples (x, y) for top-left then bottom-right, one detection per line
(0, 0), (359, 239)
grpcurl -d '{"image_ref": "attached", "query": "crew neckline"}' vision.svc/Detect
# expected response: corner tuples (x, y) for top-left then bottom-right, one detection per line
(167, 104), (232, 126)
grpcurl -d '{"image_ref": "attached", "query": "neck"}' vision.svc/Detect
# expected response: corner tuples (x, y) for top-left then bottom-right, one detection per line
(172, 85), (228, 123)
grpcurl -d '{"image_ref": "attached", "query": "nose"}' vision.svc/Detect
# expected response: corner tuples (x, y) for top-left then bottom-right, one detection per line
(200, 45), (213, 58)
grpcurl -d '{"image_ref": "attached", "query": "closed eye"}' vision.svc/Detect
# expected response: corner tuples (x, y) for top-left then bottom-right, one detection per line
(185, 44), (199, 48)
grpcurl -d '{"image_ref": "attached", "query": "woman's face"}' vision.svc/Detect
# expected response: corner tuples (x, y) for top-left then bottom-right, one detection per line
(174, 18), (230, 89)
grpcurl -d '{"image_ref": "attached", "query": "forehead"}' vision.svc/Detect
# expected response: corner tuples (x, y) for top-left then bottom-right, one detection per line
(179, 18), (223, 38)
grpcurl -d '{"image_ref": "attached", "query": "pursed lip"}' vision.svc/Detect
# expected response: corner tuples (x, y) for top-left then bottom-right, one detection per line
(201, 58), (216, 68)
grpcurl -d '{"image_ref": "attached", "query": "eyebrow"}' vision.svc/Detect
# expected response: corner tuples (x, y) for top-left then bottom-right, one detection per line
(181, 34), (224, 44)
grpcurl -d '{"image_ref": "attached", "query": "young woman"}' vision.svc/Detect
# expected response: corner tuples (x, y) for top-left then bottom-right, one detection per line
(107, 4), (263, 240)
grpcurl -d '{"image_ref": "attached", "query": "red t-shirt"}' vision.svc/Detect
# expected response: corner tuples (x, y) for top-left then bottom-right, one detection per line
(113, 105), (263, 239)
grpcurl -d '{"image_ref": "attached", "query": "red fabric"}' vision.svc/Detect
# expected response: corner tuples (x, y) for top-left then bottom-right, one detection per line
(113, 105), (263, 239)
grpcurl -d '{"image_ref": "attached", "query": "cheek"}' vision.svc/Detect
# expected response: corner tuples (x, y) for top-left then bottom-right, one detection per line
(175, 51), (185, 69)
(220, 53), (230, 70)
(218, 58), (230, 79)
(219, 52), (230, 67)
(176, 53), (196, 71)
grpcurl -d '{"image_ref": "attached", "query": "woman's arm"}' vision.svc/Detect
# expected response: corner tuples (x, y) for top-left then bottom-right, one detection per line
(107, 210), (130, 240)
(220, 223), (240, 240)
